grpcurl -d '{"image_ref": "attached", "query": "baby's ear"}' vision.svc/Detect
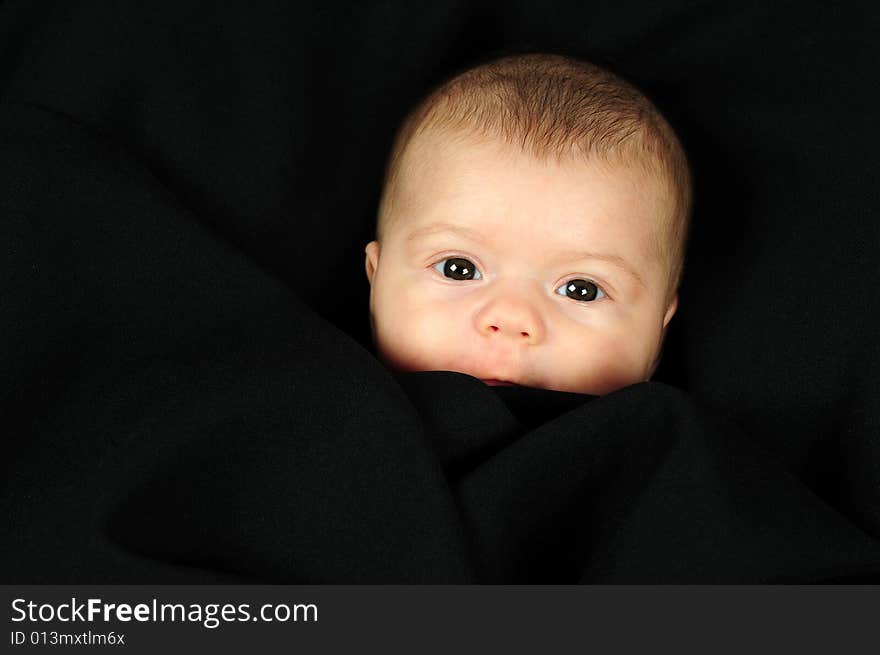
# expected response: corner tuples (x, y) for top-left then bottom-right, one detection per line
(364, 241), (381, 285)
(662, 293), (678, 328)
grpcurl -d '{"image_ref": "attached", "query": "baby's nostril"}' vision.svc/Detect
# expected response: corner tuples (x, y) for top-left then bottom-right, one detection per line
(521, 332), (529, 338)
(489, 325), (499, 332)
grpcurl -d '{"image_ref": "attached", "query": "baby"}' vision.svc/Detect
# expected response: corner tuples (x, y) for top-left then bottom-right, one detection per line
(364, 53), (692, 396)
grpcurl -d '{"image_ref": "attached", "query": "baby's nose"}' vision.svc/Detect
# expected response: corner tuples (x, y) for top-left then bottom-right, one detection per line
(477, 295), (545, 344)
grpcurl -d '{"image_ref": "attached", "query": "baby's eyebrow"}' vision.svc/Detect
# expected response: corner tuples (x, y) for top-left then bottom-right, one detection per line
(405, 222), (484, 244)
(555, 250), (646, 289)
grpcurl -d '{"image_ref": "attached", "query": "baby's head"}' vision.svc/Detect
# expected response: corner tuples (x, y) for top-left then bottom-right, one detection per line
(364, 53), (692, 395)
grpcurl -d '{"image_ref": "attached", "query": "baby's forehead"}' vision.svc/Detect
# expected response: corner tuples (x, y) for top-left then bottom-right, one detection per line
(384, 128), (679, 265)
(400, 125), (666, 185)
(402, 129), (670, 210)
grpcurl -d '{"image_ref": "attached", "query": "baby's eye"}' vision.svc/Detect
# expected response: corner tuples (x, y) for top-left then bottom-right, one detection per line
(555, 279), (606, 302)
(433, 257), (482, 281)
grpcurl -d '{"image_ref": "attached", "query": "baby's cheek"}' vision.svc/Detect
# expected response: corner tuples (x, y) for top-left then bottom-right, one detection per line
(563, 331), (651, 395)
(375, 294), (453, 372)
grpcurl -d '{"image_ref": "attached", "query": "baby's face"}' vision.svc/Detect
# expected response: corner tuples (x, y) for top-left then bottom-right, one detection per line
(365, 130), (678, 395)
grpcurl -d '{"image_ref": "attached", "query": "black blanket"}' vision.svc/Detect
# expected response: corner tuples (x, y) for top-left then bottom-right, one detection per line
(2, 0), (879, 583)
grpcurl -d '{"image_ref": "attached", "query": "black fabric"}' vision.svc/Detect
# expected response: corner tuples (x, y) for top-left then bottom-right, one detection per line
(2, 1), (879, 583)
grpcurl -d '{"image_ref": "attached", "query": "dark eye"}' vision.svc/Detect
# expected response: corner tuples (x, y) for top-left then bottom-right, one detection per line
(555, 279), (606, 302)
(433, 257), (482, 280)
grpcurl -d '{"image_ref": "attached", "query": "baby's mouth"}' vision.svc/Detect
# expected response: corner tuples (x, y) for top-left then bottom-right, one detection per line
(481, 379), (517, 386)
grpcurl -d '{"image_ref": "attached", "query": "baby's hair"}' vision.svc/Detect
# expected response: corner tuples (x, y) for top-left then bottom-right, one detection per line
(377, 52), (692, 301)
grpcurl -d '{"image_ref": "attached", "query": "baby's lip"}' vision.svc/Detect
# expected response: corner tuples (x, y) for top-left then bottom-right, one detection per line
(481, 379), (518, 386)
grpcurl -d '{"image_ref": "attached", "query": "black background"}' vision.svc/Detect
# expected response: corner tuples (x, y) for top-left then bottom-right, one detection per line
(1, 1), (879, 582)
